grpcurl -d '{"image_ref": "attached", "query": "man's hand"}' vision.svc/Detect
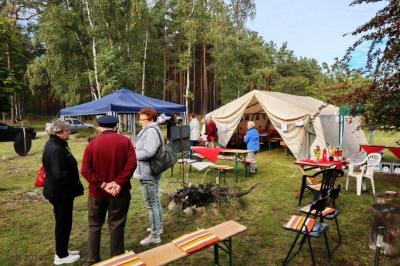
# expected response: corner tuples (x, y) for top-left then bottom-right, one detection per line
(102, 181), (121, 196)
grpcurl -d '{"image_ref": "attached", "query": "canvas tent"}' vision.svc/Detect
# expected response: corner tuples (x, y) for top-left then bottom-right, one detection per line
(205, 90), (367, 160)
(59, 88), (186, 139)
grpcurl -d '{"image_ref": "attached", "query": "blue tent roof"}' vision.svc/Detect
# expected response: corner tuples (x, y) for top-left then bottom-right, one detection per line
(60, 88), (186, 116)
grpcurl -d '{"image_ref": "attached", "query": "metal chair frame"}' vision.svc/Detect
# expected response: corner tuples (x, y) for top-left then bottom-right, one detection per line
(283, 197), (331, 266)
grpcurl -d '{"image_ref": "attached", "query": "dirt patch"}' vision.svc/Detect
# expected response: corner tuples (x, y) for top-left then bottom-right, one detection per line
(1, 189), (45, 205)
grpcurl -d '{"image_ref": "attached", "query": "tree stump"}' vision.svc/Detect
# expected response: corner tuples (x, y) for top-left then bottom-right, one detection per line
(369, 192), (400, 257)
(375, 191), (399, 205)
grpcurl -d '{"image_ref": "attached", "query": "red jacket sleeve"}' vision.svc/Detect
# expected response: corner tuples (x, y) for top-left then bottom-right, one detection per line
(115, 140), (137, 185)
(81, 144), (103, 188)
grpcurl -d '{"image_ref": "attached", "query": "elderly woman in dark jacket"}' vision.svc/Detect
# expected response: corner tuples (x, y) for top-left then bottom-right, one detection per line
(43, 119), (84, 265)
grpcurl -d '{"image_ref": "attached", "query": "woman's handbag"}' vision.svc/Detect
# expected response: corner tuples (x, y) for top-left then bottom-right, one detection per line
(35, 165), (46, 187)
(150, 128), (177, 176)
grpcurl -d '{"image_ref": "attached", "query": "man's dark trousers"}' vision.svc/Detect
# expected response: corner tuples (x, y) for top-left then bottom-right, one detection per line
(87, 191), (131, 264)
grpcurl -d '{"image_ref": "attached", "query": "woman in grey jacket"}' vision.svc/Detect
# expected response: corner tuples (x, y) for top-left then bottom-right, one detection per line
(134, 108), (164, 245)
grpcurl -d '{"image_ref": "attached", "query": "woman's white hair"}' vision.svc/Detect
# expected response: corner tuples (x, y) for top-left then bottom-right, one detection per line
(247, 121), (256, 129)
(48, 119), (70, 135)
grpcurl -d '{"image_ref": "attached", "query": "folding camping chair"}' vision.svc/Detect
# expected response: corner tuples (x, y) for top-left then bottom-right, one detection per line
(300, 185), (342, 254)
(282, 197), (331, 266)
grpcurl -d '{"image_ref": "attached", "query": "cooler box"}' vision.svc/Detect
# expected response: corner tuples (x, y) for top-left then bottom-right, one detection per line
(380, 162), (392, 174)
(392, 163), (400, 175)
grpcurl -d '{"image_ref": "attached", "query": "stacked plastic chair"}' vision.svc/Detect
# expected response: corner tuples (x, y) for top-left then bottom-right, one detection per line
(298, 168), (344, 206)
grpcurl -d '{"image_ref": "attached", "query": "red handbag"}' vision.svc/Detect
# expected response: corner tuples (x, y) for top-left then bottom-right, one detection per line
(35, 165), (46, 187)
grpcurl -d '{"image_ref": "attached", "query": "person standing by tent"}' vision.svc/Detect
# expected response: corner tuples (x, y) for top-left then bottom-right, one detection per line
(189, 113), (200, 146)
(134, 108), (164, 245)
(188, 113), (200, 158)
(205, 116), (218, 147)
(166, 114), (177, 141)
(43, 119), (84, 265)
(244, 121), (260, 174)
(81, 115), (137, 264)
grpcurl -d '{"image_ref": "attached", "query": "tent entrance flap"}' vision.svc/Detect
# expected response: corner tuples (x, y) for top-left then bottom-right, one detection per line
(297, 120), (316, 160)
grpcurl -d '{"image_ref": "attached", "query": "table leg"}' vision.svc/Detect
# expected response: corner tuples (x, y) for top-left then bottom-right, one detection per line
(214, 243), (219, 265)
(244, 154), (248, 179)
(234, 154), (238, 182)
(214, 238), (233, 266)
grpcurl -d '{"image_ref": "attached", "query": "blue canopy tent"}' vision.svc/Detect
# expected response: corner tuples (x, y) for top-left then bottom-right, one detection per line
(59, 88), (186, 140)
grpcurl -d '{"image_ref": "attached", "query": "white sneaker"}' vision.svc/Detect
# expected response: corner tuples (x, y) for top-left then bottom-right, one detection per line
(146, 227), (164, 234)
(140, 234), (161, 245)
(54, 254), (80, 265)
(68, 250), (80, 255)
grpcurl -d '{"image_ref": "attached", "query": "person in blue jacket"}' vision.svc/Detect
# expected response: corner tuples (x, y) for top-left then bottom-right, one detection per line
(244, 121), (260, 174)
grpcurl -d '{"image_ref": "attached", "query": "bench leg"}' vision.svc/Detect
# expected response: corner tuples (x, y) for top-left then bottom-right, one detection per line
(214, 238), (233, 266)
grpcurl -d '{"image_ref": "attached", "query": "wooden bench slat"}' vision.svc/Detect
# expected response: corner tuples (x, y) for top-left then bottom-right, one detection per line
(211, 164), (234, 170)
(137, 220), (246, 266)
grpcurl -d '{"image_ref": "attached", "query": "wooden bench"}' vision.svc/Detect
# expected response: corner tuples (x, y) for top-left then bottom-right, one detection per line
(211, 164), (234, 185)
(267, 138), (280, 150)
(199, 164), (234, 185)
(217, 155), (235, 161)
(238, 158), (257, 177)
(192, 152), (205, 161)
(136, 220), (247, 266)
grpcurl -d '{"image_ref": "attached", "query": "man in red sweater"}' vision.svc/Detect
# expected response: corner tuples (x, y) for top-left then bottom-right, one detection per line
(81, 115), (137, 265)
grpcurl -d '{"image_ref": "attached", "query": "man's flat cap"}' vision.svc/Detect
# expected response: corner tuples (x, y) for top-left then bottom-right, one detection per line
(97, 115), (118, 127)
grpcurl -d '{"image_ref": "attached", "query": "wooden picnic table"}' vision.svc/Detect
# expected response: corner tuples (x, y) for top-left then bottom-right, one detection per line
(217, 148), (252, 182)
(191, 147), (252, 182)
(294, 160), (338, 175)
(137, 220), (247, 266)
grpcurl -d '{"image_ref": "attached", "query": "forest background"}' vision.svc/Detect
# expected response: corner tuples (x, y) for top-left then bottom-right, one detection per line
(0, 0), (399, 129)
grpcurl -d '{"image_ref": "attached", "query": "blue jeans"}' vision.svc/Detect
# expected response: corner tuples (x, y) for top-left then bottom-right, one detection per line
(189, 140), (198, 158)
(140, 180), (163, 237)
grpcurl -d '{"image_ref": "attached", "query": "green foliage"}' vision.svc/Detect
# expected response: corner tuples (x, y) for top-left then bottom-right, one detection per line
(345, 0), (400, 127)
(0, 0), (384, 119)
(0, 15), (31, 113)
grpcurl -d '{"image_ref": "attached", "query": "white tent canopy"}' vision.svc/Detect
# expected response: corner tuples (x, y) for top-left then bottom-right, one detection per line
(206, 90), (367, 160)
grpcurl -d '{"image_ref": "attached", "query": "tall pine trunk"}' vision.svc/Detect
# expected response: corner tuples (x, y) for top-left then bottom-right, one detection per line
(192, 44), (196, 113)
(6, 42), (16, 123)
(66, 0), (96, 99)
(163, 25), (167, 100)
(202, 42), (208, 114)
(141, 30), (148, 95)
(84, 0), (101, 98)
(74, 32), (97, 99)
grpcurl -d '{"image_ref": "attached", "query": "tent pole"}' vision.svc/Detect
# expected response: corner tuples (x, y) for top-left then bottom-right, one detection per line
(183, 112), (188, 125)
(133, 114), (136, 142)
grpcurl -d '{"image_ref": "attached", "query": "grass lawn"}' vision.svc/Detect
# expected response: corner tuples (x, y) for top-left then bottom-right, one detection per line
(0, 129), (399, 266)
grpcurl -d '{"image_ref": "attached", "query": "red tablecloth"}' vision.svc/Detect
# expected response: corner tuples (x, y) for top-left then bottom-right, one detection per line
(191, 147), (221, 163)
(301, 159), (343, 170)
(360, 145), (385, 154)
(388, 147), (400, 160)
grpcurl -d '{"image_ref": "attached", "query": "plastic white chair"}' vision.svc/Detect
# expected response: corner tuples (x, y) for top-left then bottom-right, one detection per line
(346, 152), (381, 196)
